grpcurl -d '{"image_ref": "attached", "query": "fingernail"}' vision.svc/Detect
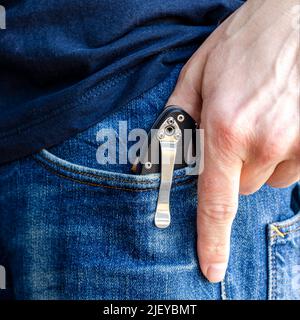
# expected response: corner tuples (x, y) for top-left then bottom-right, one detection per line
(206, 263), (227, 283)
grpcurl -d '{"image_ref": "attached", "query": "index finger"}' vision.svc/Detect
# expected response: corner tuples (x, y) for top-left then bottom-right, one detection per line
(197, 141), (242, 283)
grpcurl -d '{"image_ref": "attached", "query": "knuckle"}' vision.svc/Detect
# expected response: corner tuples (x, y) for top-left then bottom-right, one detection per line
(206, 114), (245, 155)
(212, 116), (240, 138)
(201, 202), (237, 224)
(256, 126), (291, 163)
(294, 141), (300, 159)
(178, 63), (193, 85)
(258, 142), (282, 163)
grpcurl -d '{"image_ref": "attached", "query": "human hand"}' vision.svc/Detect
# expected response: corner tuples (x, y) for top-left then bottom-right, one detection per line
(167, 0), (300, 283)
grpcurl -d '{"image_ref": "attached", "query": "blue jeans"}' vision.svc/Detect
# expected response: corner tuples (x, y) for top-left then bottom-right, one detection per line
(0, 65), (299, 300)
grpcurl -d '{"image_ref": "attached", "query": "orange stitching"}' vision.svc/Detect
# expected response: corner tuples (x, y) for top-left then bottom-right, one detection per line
(271, 226), (300, 239)
(271, 225), (285, 238)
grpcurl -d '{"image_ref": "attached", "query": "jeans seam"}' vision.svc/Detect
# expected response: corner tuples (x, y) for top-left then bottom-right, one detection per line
(221, 279), (227, 300)
(273, 243), (278, 300)
(270, 212), (300, 240)
(270, 227), (300, 240)
(33, 152), (195, 186)
(273, 219), (300, 229)
(34, 157), (197, 191)
(268, 234), (277, 300)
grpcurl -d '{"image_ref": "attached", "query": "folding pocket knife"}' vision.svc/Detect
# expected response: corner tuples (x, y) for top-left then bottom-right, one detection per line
(132, 105), (198, 229)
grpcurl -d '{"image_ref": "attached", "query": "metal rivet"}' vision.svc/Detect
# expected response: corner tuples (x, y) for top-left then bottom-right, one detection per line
(175, 133), (181, 140)
(158, 131), (165, 139)
(177, 114), (185, 122)
(145, 162), (152, 170)
(167, 118), (175, 125)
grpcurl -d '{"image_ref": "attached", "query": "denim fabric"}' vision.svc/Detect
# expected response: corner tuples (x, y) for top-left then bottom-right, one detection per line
(0, 66), (299, 300)
(0, 0), (245, 164)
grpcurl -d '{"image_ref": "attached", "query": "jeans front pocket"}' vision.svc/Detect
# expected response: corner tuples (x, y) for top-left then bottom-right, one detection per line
(268, 206), (300, 300)
(16, 146), (225, 300)
(30, 147), (217, 300)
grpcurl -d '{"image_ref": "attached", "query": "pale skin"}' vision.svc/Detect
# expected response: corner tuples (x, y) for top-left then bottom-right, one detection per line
(167, 0), (300, 283)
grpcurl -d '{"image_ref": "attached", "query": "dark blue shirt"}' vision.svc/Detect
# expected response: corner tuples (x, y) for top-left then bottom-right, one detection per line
(0, 0), (244, 164)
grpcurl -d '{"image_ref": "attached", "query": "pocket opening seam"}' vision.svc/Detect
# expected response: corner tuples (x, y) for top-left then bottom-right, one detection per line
(270, 226), (300, 240)
(34, 157), (197, 191)
(273, 216), (300, 229)
(33, 152), (195, 185)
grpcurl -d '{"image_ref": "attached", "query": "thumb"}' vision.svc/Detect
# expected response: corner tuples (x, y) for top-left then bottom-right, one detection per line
(166, 48), (207, 122)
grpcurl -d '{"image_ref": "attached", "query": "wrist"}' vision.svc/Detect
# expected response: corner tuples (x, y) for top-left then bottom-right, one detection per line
(226, 0), (299, 38)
